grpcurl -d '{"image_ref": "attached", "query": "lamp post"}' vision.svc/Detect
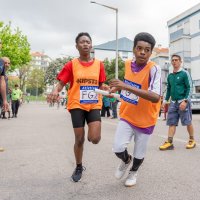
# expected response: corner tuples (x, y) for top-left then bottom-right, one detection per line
(36, 80), (38, 101)
(90, 1), (118, 79)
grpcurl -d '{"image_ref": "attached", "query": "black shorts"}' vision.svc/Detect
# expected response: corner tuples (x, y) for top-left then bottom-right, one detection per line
(70, 108), (101, 128)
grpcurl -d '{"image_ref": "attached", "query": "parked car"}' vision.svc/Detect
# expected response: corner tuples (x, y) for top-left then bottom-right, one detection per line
(190, 93), (200, 111)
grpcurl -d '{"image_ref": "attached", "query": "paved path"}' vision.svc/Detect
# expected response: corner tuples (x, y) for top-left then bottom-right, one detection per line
(1, 103), (200, 200)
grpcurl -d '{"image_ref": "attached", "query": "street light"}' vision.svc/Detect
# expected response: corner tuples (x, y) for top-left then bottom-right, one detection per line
(90, 1), (118, 79)
(36, 80), (38, 101)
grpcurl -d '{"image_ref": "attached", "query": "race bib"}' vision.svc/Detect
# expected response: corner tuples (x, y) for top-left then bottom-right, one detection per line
(80, 86), (98, 104)
(120, 79), (141, 105)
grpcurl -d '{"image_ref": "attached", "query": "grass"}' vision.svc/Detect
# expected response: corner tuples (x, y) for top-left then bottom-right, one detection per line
(25, 95), (46, 102)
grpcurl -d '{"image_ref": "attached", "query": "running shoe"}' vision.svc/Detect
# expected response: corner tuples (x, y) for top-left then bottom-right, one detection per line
(115, 155), (132, 179)
(159, 141), (174, 150)
(186, 139), (196, 149)
(71, 166), (86, 182)
(0, 147), (4, 152)
(125, 171), (138, 187)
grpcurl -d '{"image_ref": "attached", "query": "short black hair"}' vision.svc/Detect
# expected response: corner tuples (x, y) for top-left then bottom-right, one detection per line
(75, 32), (92, 44)
(171, 54), (182, 61)
(15, 84), (18, 87)
(134, 32), (156, 50)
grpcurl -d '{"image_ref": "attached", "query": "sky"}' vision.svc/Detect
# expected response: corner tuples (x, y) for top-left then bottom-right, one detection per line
(0, 0), (200, 59)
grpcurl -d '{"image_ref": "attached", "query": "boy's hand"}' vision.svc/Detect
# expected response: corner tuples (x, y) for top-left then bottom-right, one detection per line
(109, 79), (126, 90)
(47, 91), (59, 103)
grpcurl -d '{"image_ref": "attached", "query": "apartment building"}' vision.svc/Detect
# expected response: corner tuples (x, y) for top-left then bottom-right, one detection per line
(168, 3), (200, 92)
(31, 51), (52, 71)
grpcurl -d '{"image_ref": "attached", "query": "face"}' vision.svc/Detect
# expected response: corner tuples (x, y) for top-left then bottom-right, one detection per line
(133, 41), (152, 66)
(4, 59), (11, 69)
(76, 35), (92, 56)
(171, 56), (181, 69)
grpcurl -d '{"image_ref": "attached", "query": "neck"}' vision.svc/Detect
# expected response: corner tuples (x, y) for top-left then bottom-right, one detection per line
(135, 61), (146, 67)
(79, 56), (92, 62)
(173, 66), (181, 73)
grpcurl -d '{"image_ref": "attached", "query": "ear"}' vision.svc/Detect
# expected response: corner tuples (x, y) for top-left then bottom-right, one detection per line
(133, 47), (136, 54)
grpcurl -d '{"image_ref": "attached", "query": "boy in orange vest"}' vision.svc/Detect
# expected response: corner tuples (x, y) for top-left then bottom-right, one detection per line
(48, 32), (106, 182)
(110, 32), (162, 187)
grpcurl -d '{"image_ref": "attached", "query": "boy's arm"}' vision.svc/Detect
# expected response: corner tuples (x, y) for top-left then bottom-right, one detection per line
(110, 79), (160, 103)
(109, 66), (161, 103)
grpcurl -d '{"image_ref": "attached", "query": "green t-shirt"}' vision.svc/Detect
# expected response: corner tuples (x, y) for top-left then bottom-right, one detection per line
(11, 89), (22, 100)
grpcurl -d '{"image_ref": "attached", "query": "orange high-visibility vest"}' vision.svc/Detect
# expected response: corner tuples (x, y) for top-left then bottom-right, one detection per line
(67, 58), (102, 111)
(120, 60), (160, 128)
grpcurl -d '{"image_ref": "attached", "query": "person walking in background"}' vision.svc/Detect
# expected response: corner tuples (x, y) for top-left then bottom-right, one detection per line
(159, 54), (195, 150)
(110, 93), (119, 119)
(11, 84), (22, 118)
(109, 32), (162, 187)
(48, 32), (106, 182)
(101, 96), (111, 117)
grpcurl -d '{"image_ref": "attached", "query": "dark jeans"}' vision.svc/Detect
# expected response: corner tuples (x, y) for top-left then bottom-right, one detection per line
(111, 101), (118, 118)
(12, 100), (20, 116)
(101, 105), (110, 117)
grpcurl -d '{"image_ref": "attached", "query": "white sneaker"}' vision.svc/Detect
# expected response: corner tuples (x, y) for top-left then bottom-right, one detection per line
(115, 156), (132, 179)
(125, 171), (137, 187)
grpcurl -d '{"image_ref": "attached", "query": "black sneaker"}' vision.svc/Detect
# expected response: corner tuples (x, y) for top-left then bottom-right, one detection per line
(71, 166), (86, 182)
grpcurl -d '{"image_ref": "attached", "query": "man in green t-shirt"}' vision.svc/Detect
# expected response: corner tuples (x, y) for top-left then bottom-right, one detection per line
(11, 84), (22, 118)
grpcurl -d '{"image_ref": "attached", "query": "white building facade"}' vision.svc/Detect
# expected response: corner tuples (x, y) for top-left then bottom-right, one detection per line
(168, 3), (200, 92)
(31, 51), (52, 71)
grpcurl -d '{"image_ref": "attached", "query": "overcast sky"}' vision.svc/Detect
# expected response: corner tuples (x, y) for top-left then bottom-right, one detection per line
(0, 0), (200, 59)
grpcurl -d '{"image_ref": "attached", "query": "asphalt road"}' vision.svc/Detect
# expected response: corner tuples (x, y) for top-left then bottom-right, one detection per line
(0, 102), (200, 200)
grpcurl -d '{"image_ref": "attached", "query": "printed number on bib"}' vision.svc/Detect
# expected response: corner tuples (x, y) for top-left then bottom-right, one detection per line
(80, 86), (98, 104)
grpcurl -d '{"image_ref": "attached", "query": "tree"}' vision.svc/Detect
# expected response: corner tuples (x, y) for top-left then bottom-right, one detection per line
(17, 64), (31, 92)
(26, 68), (45, 96)
(0, 21), (31, 71)
(103, 57), (125, 83)
(45, 57), (72, 86)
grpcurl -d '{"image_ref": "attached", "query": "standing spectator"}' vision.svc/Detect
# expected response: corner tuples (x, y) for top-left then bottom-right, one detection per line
(0, 57), (11, 119)
(159, 54), (195, 150)
(0, 50), (9, 112)
(11, 84), (22, 118)
(110, 94), (119, 119)
(101, 96), (111, 117)
(0, 40), (9, 152)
